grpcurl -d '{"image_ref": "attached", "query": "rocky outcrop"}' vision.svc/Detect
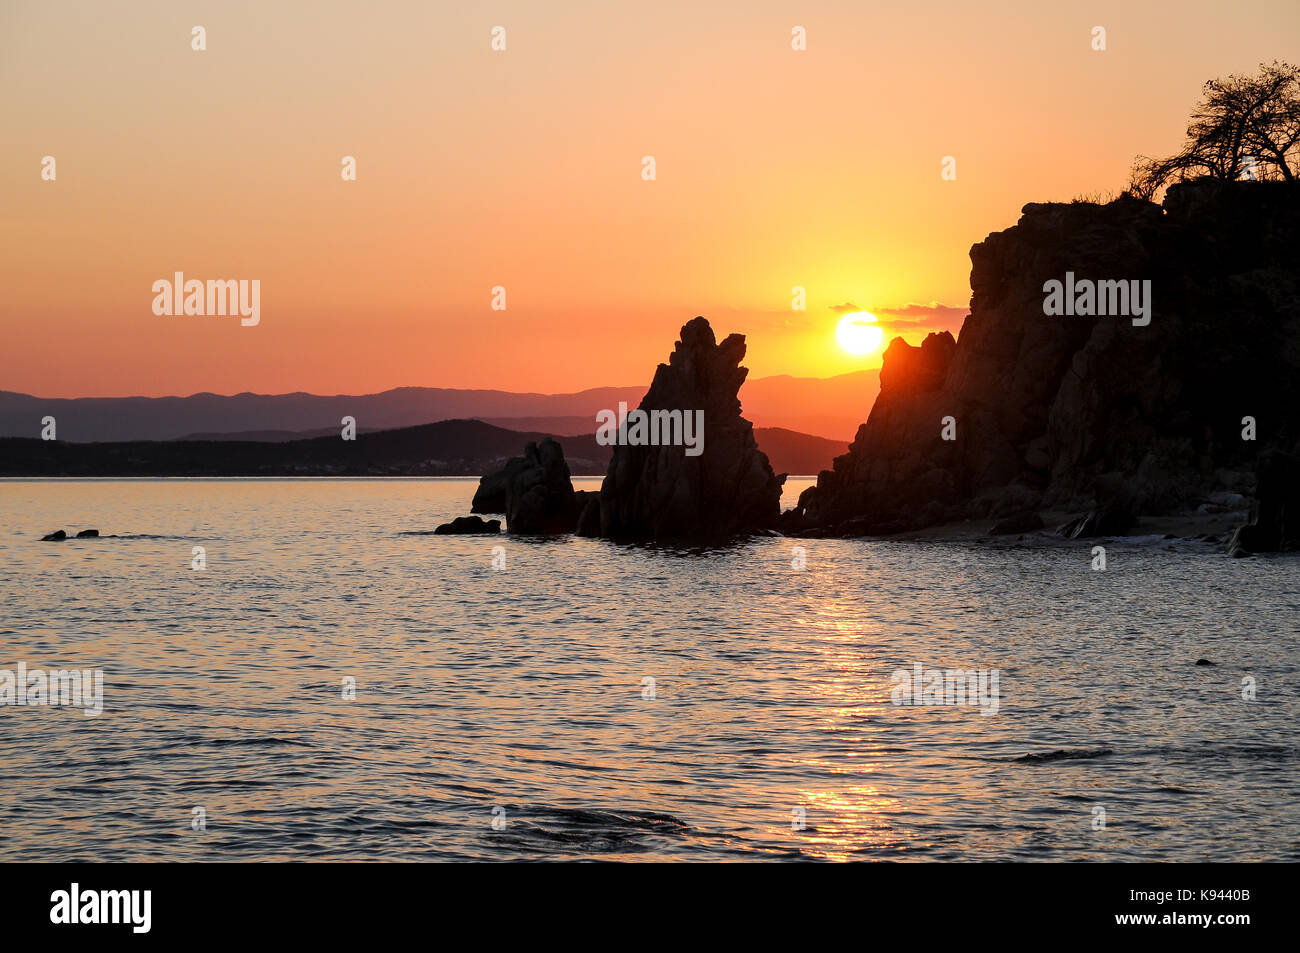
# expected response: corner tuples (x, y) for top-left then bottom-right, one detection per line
(40, 530), (67, 541)
(598, 316), (784, 539)
(1227, 450), (1300, 555)
(434, 516), (501, 534)
(472, 437), (581, 534)
(790, 331), (962, 533)
(454, 318), (783, 541)
(470, 468), (509, 514)
(793, 180), (1300, 535)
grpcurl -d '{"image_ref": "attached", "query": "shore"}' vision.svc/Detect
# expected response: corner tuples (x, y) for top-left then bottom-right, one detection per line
(880, 510), (1248, 545)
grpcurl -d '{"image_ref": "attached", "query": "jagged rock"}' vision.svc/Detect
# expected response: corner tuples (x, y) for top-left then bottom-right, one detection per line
(795, 181), (1300, 532)
(878, 330), (956, 395)
(1226, 450), (1300, 555)
(598, 316), (784, 539)
(465, 443), (601, 535)
(989, 511), (1044, 535)
(475, 437), (580, 534)
(434, 516), (500, 534)
(76, 529), (99, 538)
(470, 469), (509, 514)
(41, 530), (67, 541)
(792, 330), (963, 531)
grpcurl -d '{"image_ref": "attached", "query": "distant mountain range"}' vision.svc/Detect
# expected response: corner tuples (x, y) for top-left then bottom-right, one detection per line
(0, 420), (847, 478)
(0, 371), (877, 444)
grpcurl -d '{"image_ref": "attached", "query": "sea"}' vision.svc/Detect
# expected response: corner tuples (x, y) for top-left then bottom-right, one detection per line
(0, 477), (1296, 861)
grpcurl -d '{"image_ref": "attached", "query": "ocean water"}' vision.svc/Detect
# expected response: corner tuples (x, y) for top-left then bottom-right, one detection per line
(0, 477), (1296, 862)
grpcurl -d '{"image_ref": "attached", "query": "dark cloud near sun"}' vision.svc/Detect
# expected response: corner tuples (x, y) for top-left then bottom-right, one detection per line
(827, 300), (967, 335)
(872, 302), (968, 329)
(864, 302), (970, 342)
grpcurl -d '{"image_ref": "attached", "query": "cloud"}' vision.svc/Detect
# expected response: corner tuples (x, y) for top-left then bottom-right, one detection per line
(674, 299), (969, 340)
(872, 301), (968, 331)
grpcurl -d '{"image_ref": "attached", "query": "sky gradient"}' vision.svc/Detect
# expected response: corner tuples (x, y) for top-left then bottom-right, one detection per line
(3, 0), (1297, 398)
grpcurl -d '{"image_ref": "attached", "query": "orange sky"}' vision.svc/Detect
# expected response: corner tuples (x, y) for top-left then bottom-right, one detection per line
(2, 0), (1297, 398)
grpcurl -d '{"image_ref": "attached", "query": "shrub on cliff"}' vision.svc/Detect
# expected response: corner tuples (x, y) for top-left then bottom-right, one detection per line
(1129, 61), (1300, 199)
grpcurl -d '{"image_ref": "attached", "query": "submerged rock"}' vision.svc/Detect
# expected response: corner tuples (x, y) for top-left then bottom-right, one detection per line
(434, 516), (501, 534)
(76, 529), (99, 538)
(40, 530), (67, 541)
(598, 316), (783, 539)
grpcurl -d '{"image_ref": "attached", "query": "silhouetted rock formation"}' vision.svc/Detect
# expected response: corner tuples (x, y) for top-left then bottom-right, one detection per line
(472, 437), (581, 534)
(1227, 450), (1300, 555)
(76, 529), (99, 538)
(434, 516), (501, 534)
(792, 181), (1300, 536)
(41, 530), (66, 541)
(598, 316), (784, 539)
(470, 468), (509, 514)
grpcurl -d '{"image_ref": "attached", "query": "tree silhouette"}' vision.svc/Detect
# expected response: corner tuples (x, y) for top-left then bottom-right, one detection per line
(1129, 61), (1300, 199)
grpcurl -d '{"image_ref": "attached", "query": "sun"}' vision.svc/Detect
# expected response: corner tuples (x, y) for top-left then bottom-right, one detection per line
(836, 312), (884, 355)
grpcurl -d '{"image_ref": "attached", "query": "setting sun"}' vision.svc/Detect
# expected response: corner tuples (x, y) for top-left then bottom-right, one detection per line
(836, 312), (884, 356)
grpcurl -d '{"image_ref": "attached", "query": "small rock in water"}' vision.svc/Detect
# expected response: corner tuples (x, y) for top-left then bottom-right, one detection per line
(76, 529), (99, 538)
(1195, 658), (1216, 666)
(434, 516), (501, 535)
(41, 530), (67, 541)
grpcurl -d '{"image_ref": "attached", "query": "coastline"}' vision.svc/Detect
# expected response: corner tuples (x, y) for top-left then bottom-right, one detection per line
(821, 510), (1250, 546)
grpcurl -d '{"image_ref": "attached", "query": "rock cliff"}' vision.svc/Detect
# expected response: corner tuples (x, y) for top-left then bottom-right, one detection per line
(791, 180), (1300, 535)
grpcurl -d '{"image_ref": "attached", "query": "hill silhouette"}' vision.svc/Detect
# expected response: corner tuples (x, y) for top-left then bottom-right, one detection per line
(0, 371), (876, 444)
(0, 419), (846, 477)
